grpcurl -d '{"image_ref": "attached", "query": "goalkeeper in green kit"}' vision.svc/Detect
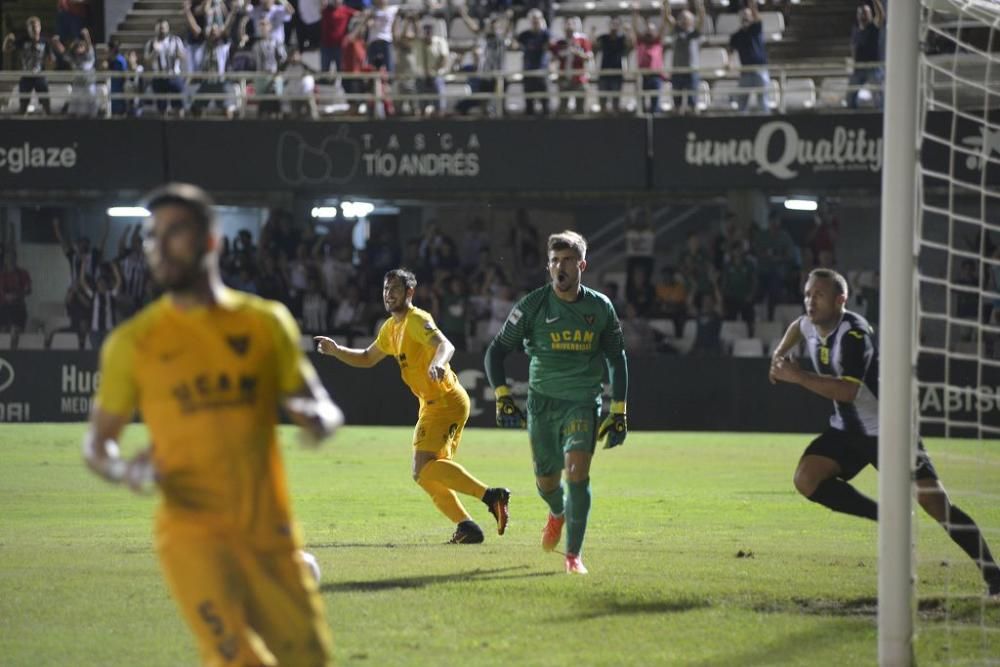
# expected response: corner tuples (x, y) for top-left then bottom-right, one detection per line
(485, 230), (629, 575)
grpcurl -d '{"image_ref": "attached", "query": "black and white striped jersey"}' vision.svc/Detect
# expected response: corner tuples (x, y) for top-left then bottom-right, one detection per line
(798, 310), (879, 435)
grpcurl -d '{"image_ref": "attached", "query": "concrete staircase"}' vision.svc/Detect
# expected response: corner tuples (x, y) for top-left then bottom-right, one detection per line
(765, 0), (858, 65)
(111, 0), (185, 55)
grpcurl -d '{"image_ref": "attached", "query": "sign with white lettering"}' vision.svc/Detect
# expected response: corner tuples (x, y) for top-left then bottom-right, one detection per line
(163, 119), (648, 193)
(653, 114), (886, 189)
(0, 121), (165, 190)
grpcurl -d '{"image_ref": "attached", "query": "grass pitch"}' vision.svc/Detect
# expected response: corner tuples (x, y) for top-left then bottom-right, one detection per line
(1, 425), (997, 666)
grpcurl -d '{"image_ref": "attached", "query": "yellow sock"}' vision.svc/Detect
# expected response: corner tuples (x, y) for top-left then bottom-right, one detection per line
(417, 477), (471, 524)
(419, 460), (489, 499)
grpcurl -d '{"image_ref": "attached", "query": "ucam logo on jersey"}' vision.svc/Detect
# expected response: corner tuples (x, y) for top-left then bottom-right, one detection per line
(0, 357), (30, 422)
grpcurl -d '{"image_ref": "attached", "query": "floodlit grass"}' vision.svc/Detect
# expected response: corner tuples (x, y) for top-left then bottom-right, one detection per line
(0, 425), (997, 665)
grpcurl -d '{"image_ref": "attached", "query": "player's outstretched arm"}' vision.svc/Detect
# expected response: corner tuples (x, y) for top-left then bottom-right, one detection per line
(83, 406), (155, 494)
(315, 337), (387, 368)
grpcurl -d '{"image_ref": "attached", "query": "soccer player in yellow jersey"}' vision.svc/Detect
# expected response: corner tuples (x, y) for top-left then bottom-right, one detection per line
(315, 268), (511, 544)
(82, 183), (344, 667)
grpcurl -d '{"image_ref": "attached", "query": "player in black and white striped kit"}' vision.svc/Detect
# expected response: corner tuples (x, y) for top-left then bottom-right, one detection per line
(771, 268), (1000, 597)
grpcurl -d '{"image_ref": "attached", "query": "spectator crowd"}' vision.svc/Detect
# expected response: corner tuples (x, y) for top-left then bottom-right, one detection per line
(1, 0), (885, 117)
(13, 201), (880, 359)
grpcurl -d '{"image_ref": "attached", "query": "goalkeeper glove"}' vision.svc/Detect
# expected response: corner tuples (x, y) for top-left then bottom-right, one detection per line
(598, 401), (627, 449)
(494, 385), (526, 428)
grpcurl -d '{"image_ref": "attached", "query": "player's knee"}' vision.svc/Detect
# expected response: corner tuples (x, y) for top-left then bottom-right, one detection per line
(793, 466), (819, 497)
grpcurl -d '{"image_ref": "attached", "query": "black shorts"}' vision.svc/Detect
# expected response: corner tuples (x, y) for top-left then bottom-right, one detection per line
(803, 427), (938, 481)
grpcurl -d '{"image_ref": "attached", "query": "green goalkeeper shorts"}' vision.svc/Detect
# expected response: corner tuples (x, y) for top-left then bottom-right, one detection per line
(526, 392), (601, 477)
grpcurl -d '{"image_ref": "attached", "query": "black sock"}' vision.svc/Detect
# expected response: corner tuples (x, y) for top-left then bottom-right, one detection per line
(808, 479), (879, 521)
(943, 504), (1000, 583)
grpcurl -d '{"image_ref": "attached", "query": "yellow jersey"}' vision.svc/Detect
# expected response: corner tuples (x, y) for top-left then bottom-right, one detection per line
(95, 287), (314, 548)
(374, 305), (458, 402)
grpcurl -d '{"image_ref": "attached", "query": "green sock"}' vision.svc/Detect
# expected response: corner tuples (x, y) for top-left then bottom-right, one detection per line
(537, 483), (565, 517)
(565, 478), (591, 557)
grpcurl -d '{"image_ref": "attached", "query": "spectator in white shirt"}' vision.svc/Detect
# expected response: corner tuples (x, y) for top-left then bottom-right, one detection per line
(51, 27), (98, 117)
(2, 17), (56, 114)
(300, 276), (330, 334)
(411, 18), (449, 115)
(185, 0), (239, 117)
(280, 48), (317, 117)
(144, 19), (188, 114)
(250, 0), (295, 45)
(366, 0), (399, 73)
(253, 17), (287, 117)
(80, 263), (122, 352)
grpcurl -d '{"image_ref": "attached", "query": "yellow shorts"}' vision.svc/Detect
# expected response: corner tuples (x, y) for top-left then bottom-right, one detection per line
(157, 524), (333, 667)
(412, 385), (470, 457)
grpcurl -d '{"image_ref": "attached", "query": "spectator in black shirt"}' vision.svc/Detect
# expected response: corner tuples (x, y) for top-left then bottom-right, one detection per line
(3, 17), (55, 114)
(593, 16), (633, 114)
(514, 9), (551, 116)
(848, 0), (884, 108)
(727, 0), (769, 113)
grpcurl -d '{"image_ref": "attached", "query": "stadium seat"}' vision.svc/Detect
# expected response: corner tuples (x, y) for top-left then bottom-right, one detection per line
(504, 49), (524, 83)
(782, 77), (816, 110)
(675, 319), (698, 355)
(699, 46), (729, 77)
(773, 304), (804, 328)
(49, 332), (81, 350)
(732, 338), (766, 357)
(755, 320), (786, 346)
(444, 80), (472, 112)
(582, 15), (612, 38)
(16, 333), (45, 350)
(760, 11), (785, 40)
(0, 333), (11, 350)
(713, 13), (741, 39)
(709, 79), (741, 111)
(449, 18), (477, 49)
(819, 77), (849, 108)
(648, 319), (675, 337)
(719, 320), (749, 351)
(697, 79), (711, 111)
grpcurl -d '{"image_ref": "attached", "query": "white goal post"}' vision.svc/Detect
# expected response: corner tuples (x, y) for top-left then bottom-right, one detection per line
(878, 0), (920, 662)
(881, 1), (1000, 665)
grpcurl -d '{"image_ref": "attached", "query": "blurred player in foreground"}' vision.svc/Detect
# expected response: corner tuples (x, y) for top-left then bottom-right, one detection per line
(771, 268), (1000, 597)
(485, 231), (629, 575)
(315, 268), (511, 544)
(83, 183), (344, 665)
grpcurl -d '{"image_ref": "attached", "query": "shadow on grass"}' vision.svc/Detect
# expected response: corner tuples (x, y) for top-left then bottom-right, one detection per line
(685, 624), (870, 667)
(321, 565), (559, 593)
(550, 596), (712, 623)
(749, 596), (998, 624)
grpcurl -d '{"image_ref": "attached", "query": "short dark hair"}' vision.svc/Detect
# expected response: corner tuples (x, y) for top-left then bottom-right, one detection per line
(548, 230), (587, 260)
(807, 268), (849, 298)
(143, 182), (216, 235)
(384, 268), (417, 291)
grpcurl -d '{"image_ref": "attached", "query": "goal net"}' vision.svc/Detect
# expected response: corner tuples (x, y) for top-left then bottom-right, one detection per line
(915, 0), (1000, 662)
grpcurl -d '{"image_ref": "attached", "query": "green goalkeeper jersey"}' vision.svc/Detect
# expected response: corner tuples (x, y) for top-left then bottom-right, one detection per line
(488, 284), (626, 402)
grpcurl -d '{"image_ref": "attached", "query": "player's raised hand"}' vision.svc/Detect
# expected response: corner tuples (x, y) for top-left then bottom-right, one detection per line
(314, 336), (341, 356)
(494, 385), (526, 428)
(598, 401), (627, 448)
